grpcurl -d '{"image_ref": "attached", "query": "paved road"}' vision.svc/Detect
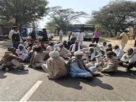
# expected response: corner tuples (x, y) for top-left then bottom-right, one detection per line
(29, 72), (136, 101)
(1, 40), (136, 101)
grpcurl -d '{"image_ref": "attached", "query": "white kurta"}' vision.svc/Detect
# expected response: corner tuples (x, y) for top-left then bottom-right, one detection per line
(9, 30), (14, 40)
(121, 53), (136, 63)
(9, 30), (20, 40)
(113, 48), (124, 59)
(77, 32), (84, 46)
(16, 49), (28, 61)
(77, 32), (84, 41)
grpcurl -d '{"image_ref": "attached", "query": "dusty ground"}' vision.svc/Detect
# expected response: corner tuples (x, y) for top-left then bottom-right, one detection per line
(102, 37), (135, 52)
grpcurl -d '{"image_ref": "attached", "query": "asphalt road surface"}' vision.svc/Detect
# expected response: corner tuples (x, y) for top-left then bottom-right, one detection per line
(1, 40), (136, 101)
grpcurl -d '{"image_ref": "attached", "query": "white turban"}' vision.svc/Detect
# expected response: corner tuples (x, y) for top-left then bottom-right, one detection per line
(74, 50), (83, 56)
(18, 44), (25, 49)
(49, 51), (60, 58)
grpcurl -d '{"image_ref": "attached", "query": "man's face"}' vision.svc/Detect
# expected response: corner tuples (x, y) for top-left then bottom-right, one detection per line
(127, 49), (133, 55)
(59, 45), (63, 49)
(103, 43), (106, 46)
(19, 46), (23, 51)
(76, 55), (83, 60)
(43, 29), (46, 32)
(114, 46), (119, 50)
(15, 27), (19, 32)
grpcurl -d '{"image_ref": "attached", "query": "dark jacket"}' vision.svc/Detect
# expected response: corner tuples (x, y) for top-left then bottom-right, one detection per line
(12, 33), (20, 42)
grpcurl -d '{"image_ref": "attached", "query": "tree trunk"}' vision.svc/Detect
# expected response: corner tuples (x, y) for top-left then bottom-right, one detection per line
(32, 21), (36, 31)
(108, 30), (113, 37)
(110, 33), (113, 37)
(115, 30), (118, 36)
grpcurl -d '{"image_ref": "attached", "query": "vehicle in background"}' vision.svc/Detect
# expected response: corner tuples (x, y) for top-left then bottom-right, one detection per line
(0, 35), (8, 40)
(72, 24), (95, 41)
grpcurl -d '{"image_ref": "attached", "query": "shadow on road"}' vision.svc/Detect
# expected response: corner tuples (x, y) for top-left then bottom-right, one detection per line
(0, 70), (29, 78)
(54, 77), (113, 90)
(83, 78), (113, 90)
(7, 70), (29, 75)
(107, 70), (136, 79)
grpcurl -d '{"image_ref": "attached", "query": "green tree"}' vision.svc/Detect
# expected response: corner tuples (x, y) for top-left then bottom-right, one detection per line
(89, 0), (136, 37)
(46, 20), (56, 34)
(0, 0), (48, 27)
(47, 6), (88, 34)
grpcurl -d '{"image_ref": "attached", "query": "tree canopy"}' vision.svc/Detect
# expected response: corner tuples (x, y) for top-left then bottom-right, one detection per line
(47, 6), (88, 34)
(89, 0), (136, 37)
(0, 0), (48, 27)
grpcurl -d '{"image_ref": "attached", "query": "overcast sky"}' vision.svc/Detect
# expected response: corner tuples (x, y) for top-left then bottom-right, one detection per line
(38, 0), (115, 28)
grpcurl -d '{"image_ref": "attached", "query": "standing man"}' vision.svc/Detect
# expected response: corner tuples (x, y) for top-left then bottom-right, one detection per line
(41, 28), (48, 42)
(92, 29), (101, 44)
(59, 30), (63, 42)
(9, 27), (15, 40)
(119, 30), (129, 50)
(77, 31), (84, 46)
(67, 31), (72, 41)
(9, 26), (21, 49)
(30, 29), (36, 41)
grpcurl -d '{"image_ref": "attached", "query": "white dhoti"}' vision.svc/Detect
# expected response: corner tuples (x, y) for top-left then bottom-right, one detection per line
(121, 41), (125, 50)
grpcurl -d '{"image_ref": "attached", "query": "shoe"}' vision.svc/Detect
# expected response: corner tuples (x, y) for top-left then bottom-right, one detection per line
(48, 76), (55, 80)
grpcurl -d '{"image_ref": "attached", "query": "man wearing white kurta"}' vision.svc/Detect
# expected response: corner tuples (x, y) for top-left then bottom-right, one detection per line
(77, 31), (84, 46)
(113, 45), (124, 59)
(120, 48), (136, 70)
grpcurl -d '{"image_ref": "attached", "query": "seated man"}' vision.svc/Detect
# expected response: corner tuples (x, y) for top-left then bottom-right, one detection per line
(46, 42), (54, 52)
(94, 43), (101, 52)
(102, 51), (119, 73)
(23, 38), (32, 49)
(0, 51), (28, 72)
(99, 42), (108, 52)
(68, 50), (98, 78)
(94, 50), (106, 70)
(86, 47), (98, 63)
(42, 51), (68, 79)
(68, 37), (76, 48)
(120, 48), (136, 71)
(63, 40), (69, 49)
(107, 44), (113, 50)
(58, 43), (71, 59)
(113, 45), (124, 59)
(16, 44), (29, 61)
(30, 46), (49, 69)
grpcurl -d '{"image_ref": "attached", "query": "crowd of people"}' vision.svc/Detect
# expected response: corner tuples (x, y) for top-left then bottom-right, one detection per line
(0, 26), (136, 80)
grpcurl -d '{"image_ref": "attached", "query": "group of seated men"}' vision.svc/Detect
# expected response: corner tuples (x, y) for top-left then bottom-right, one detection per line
(0, 37), (136, 80)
